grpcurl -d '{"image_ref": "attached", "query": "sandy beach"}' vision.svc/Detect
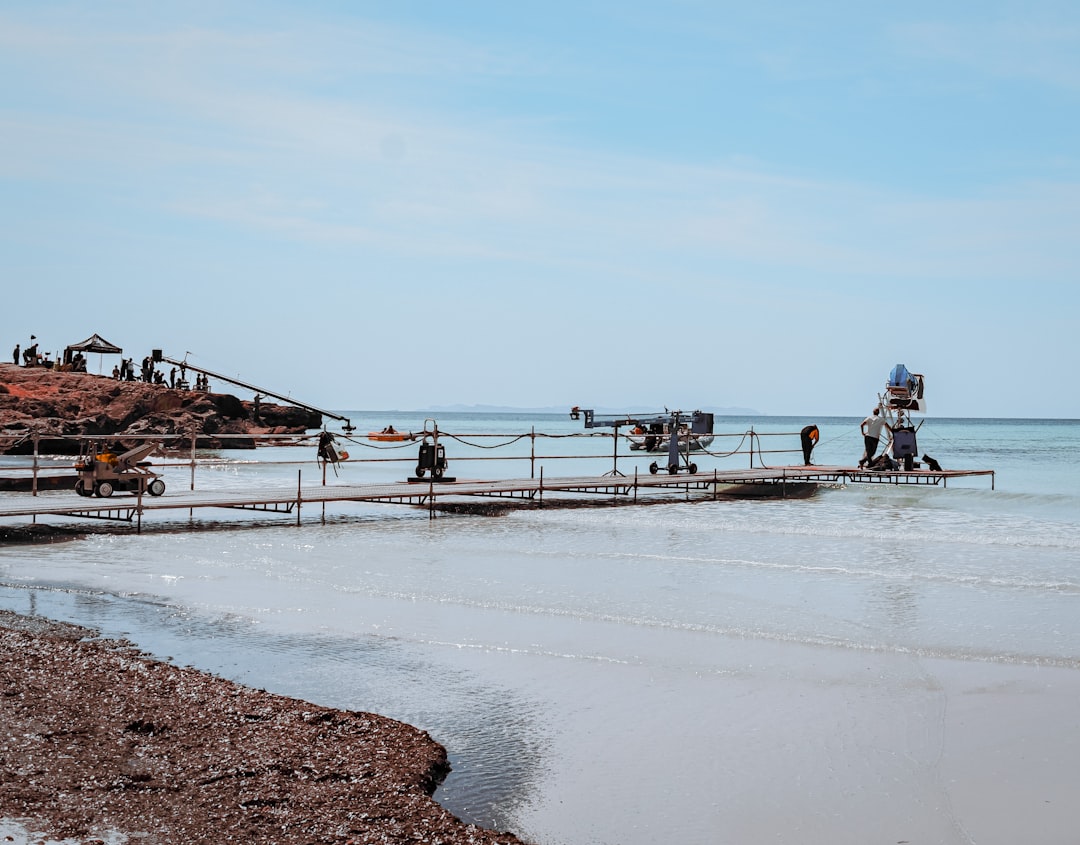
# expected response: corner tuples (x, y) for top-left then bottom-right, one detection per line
(0, 610), (526, 844)
(3, 410), (1080, 843)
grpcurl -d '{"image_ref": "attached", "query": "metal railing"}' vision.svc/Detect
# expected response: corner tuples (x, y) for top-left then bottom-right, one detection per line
(0, 425), (811, 496)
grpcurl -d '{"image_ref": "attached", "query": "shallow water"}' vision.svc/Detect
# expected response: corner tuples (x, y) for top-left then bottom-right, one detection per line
(2, 414), (1079, 844)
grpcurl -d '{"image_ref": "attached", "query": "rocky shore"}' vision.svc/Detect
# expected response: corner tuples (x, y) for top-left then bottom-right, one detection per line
(1, 363), (531, 843)
(0, 363), (320, 454)
(0, 610), (526, 844)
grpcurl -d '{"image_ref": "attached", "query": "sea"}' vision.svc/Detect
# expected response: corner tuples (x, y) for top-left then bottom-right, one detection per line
(2, 413), (1079, 845)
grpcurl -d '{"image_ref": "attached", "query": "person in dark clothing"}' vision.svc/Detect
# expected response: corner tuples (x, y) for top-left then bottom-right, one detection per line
(317, 430), (338, 462)
(800, 424), (819, 465)
(12, 344), (19, 365)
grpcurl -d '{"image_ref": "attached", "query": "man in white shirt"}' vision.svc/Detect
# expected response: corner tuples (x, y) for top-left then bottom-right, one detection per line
(859, 408), (889, 468)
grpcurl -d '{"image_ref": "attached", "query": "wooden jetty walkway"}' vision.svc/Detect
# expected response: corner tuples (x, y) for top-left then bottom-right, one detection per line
(0, 464), (996, 533)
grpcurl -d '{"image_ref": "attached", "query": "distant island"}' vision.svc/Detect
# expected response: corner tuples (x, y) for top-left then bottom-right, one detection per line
(424, 403), (764, 416)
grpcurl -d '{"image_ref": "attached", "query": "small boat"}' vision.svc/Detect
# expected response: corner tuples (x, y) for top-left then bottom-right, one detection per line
(626, 423), (714, 453)
(368, 429), (412, 442)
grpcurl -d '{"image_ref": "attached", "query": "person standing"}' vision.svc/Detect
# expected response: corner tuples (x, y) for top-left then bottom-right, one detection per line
(859, 408), (888, 468)
(12, 343), (19, 365)
(800, 424), (819, 465)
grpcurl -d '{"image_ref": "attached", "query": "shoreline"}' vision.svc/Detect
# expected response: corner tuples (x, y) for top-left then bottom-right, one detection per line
(0, 610), (526, 844)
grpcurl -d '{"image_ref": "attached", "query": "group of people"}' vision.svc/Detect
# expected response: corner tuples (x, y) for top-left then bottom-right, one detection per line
(11, 337), (89, 372)
(109, 357), (210, 391)
(13, 337), (45, 368)
(9, 337), (215, 395)
(797, 407), (924, 470)
(113, 357), (156, 383)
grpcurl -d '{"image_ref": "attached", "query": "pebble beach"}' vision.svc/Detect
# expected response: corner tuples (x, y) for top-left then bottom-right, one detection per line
(0, 610), (526, 845)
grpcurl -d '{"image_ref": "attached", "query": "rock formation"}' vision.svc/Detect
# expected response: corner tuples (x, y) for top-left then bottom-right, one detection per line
(0, 363), (321, 454)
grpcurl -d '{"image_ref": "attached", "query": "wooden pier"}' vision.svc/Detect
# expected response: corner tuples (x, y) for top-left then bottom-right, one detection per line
(0, 464), (996, 533)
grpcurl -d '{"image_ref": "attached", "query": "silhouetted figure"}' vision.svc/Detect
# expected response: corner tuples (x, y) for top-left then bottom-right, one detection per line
(800, 424), (819, 465)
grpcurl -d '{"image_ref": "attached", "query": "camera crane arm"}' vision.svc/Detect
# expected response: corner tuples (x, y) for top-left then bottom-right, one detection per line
(570, 407), (709, 474)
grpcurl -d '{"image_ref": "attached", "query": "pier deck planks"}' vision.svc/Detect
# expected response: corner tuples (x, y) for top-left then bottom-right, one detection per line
(0, 465), (996, 530)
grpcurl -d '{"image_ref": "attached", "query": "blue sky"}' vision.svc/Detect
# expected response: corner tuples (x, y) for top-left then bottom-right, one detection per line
(2, 1), (1078, 417)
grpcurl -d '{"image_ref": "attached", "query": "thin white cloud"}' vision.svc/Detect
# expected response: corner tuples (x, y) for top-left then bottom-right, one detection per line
(3, 4), (1079, 415)
(894, 18), (1080, 90)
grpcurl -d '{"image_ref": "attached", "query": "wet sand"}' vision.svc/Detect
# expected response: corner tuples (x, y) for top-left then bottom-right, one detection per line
(0, 610), (526, 844)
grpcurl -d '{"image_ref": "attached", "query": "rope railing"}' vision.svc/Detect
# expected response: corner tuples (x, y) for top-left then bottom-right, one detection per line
(0, 426), (815, 494)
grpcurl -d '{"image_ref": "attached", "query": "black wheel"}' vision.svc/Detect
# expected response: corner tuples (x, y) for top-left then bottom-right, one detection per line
(688, 463), (697, 474)
(433, 466), (444, 479)
(148, 478), (166, 497)
(668, 464), (678, 475)
(96, 481), (114, 498)
(649, 462), (658, 475)
(415, 466), (425, 478)
(75, 479), (91, 497)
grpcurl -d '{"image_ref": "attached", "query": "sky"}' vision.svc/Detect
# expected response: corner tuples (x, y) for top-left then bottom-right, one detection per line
(2, 1), (1078, 417)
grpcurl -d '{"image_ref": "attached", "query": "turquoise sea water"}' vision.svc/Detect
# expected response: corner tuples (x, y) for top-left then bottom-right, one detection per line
(2, 413), (1079, 844)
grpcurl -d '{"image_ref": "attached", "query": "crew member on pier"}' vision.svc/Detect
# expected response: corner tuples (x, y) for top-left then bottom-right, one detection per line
(800, 424), (819, 465)
(859, 408), (889, 468)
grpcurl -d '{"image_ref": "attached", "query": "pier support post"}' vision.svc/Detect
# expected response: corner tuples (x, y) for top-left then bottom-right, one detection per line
(32, 432), (39, 497)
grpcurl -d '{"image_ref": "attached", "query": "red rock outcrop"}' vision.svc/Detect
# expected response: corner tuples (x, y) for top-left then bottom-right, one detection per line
(0, 363), (320, 453)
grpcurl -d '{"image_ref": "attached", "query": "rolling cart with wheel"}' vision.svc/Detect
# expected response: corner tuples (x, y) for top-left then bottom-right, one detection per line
(574, 408), (708, 476)
(411, 419), (455, 482)
(74, 442), (165, 498)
